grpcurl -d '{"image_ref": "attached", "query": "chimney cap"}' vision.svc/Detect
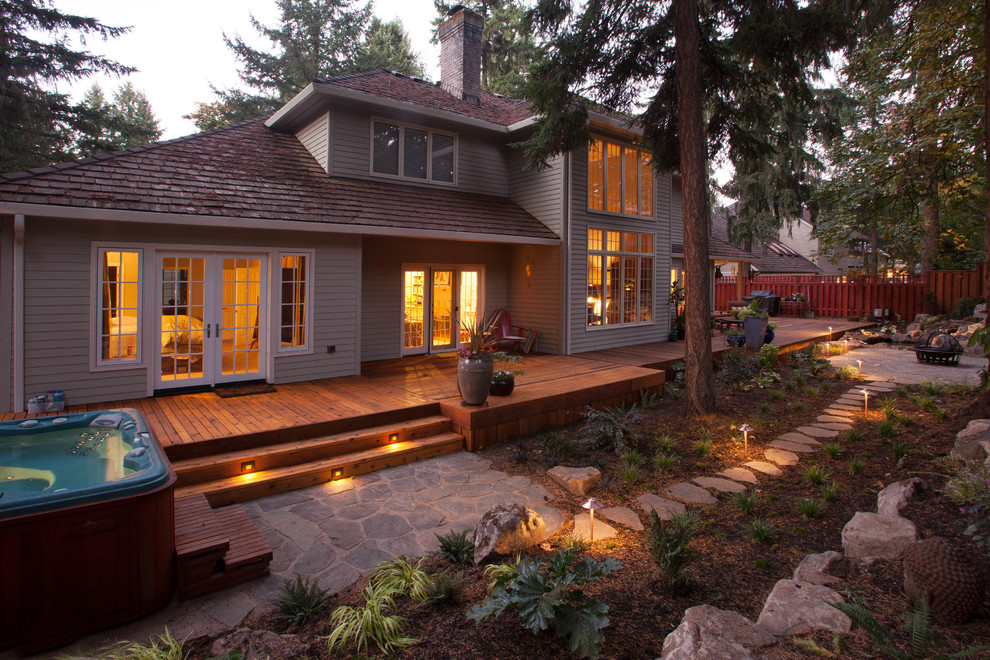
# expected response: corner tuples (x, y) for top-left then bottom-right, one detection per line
(446, 4), (467, 16)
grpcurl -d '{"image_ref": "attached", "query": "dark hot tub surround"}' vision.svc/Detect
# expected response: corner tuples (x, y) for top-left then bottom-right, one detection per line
(0, 409), (176, 654)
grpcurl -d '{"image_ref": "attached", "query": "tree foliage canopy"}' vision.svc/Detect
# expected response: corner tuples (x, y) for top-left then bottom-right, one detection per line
(74, 82), (162, 156)
(0, 0), (133, 172)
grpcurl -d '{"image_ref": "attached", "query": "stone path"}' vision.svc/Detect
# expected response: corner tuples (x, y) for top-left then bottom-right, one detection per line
(828, 344), (984, 385)
(64, 451), (560, 655)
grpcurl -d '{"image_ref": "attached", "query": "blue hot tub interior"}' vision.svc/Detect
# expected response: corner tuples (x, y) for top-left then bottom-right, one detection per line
(0, 409), (172, 519)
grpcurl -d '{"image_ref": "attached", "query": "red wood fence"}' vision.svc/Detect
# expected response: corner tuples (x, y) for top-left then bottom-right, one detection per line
(926, 263), (986, 315)
(715, 275), (927, 320)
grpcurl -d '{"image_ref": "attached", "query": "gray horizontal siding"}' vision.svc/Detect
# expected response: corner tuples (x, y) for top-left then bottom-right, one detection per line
(297, 111), (330, 173)
(508, 150), (563, 236)
(566, 146), (677, 354)
(329, 104), (509, 196)
(360, 236), (510, 363)
(0, 217), (13, 412)
(507, 244), (561, 354)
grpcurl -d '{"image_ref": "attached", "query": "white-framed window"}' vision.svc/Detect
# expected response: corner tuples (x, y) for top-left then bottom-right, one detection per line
(278, 252), (313, 352)
(587, 137), (653, 217)
(371, 118), (456, 184)
(586, 229), (654, 327)
(96, 248), (142, 365)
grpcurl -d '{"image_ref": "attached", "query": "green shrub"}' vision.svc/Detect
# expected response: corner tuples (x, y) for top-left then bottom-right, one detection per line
(653, 453), (676, 472)
(85, 629), (186, 660)
(622, 450), (643, 468)
(617, 462), (640, 485)
(754, 558), (768, 569)
(919, 380), (940, 396)
(802, 463), (831, 486)
(467, 549), (622, 660)
(425, 569), (465, 606)
(742, 517), (775, 543)
(695, 438), (711, 457)
(934, 408), (948, 420)
(270, 575), (329, 627)
(543, 432), (576, 462)
(770, 390), (785, 401)
(435, 529), (474, 565)
(646, 510), (699, 589)
(878, 419), (896, 437)
(581, 405), (640, 455)
(717, 347), (755, 387)
(327, 583), (418, 655)
(821, 481), (840, 502)
(791, 400), (806, 413)
(836, 364), (859, 379)
(757, 343), (779, 369)
(732, 491), (759, 516)
(881, 399), (898, 420)
(372, 556), (434, 602)
(483, 555), (522, 592)
(843, 428), (861, 443)
(951, 295), (984, 319)
(785, 381), (796, 392)
(653, 432), (675, 453)
(848, 458), (866, 475)
(822, 442), (845, 459)
(797, 497), (823, 519)
(890, 441), (908, 464)
(794, 371), (806, 385)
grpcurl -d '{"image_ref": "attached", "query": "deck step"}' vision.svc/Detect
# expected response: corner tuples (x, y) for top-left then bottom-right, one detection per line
(171, 415), (454, 487)
(176, 432), (465, 507)
(174, 495), (272, 601)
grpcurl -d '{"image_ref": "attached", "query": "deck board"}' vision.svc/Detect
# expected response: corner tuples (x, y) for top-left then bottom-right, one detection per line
(3, 319), (868, 449)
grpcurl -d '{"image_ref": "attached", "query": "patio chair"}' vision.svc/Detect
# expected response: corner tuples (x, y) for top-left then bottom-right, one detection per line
(492, 308), (527, 352)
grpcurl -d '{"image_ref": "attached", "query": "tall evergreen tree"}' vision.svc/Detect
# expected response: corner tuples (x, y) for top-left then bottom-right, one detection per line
(355, 18), (426, 78)
(433, 1), (538, 97)
(74, 82), (162, 156)
(0, 0), (132, 172)
(523, 0), (865, 414)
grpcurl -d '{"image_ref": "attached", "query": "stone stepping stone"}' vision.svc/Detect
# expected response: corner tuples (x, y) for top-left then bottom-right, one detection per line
(797, 426), (839, 439)
(828, 404), (862, 412)
(597, 506), (644, 531)
(744, 461), (782, 476)
(866, 381), (896, 389)
(637, 493), (687, 521)
(818, 414), (851, 424)
(665, 482), (717, 505)
(765, 447), (800, 466)
(835, 396), (865, 405)
(781, 432), (821, 446)
(694, 476), (746, 494)
(824, 408), (856, 417)
(718, 467), (758, 484)
(814, 422), (852, 432)
(572, 513), (618, 542)
(769, 440), (814, 453)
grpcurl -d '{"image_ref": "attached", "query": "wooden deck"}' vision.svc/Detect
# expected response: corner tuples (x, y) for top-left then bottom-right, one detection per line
(3, 318), (869, 453)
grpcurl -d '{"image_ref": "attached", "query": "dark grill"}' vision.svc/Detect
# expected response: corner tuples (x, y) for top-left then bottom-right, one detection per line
(913, 330), (963, 365)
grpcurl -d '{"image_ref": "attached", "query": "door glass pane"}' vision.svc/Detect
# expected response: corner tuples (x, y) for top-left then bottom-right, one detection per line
(432, 271), (453, 348)
(403, 270), (425, 350)
(459, 271), (479, 344)
(640, 257), (653, 322)
(160, 257), (206, 382)
(587, 255), (602, 326)
(623, 257), (638, 323)
(605, 256), (621, 325)
(220, 258), (262, 376)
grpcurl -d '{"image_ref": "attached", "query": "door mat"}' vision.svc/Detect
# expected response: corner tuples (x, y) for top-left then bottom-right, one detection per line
(215, 383), (277, 398)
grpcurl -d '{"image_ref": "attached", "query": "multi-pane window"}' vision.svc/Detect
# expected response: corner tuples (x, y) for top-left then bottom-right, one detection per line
(587, 229), (654, 327)
(372, 120), (455, 183)
(587, 138), (653, 217)
(98, 248), (141, 363)
(280, 254), (309, 350)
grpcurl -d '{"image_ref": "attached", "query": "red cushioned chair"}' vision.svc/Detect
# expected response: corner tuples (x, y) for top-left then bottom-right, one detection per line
(492, 308), (526, 353)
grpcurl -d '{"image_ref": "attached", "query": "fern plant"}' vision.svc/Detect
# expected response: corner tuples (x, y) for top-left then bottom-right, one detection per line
(467, 548), (622, 660)
(326, 583), (419, 656)
(270, 575), (329, 627)
(646, 509), (699, 590)
(371, 556), (434, 602)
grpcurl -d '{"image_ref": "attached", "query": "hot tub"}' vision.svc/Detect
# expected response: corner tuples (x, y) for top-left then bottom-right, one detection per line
(0, 409), (176, 653)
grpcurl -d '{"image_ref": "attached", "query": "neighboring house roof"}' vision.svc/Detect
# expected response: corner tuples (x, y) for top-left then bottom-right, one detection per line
(0, 118), (558, 243)
(672, 237), (757, 263)
(315, 69), (535, 127)
(711, 210), (821, 274)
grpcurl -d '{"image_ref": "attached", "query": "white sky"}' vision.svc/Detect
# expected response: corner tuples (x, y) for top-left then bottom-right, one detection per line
(55, 0), (443, 139)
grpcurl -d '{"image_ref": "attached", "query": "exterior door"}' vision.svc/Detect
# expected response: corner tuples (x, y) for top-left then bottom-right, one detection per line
(401, 266), (481, 355)
(156, 252), (266, 389)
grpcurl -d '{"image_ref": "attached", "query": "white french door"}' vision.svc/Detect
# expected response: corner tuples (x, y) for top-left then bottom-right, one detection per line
(402, 266), (482, 356)
(156, 252), (267, 389)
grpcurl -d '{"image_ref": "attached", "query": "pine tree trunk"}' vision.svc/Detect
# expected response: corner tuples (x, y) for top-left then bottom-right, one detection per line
(675, 0), (714, 415)
(985, 0), (989, 300)
(920, 197), (938, 278)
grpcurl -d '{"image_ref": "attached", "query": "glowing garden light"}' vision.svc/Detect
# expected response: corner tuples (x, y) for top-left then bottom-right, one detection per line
(739, 423), (753, 456)
(582, 497), (603, 541)
(856, 359), (863, 376)
(860, 388), (870, 412)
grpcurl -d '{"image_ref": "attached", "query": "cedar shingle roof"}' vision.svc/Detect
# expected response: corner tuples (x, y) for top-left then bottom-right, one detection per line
(316, 69), (535, 126)
(711, 210), (821, 274)
(0, 118), (558, 242)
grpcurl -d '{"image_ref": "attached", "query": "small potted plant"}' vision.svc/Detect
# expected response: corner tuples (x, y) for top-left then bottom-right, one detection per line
(764, 320), (776, 345)
(490, 351), (524, 396)
(457, 309), (501, 405)
(725, 326), (746, 347)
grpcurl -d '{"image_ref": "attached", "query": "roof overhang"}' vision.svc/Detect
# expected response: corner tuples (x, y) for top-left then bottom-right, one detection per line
(0, 202), (560, 246)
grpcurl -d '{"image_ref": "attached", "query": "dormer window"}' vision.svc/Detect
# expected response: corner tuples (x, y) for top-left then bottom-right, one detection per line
(371, 119), (456, 184)
(588, 137), (653, 217)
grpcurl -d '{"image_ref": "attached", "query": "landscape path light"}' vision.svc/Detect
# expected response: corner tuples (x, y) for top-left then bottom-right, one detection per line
(739, 423), (753, 456)
(860, 387), (870, 413)
(856, 359), (863, 376)
(582, 497), (603, 541)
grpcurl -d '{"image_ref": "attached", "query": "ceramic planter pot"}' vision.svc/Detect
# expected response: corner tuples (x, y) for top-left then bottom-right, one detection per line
(726, 335), (746, 348)
(744, 316), (768, 349)
(764, 327), (775, 345)
(490, 376), (515, 396)
(457, 357), (494, 405)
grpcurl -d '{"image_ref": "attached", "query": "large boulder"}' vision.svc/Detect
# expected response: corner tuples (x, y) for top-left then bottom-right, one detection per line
(841, 512), (917, 560)
(473, 503), (546, 565)
(756, 580), (851, 637)
(903, 537), (986, 625)
(974, 303), (987, 320)
(792, 551), (854, 586)
(660, 604), (777, 659)
(546, 465), (600, 496)
(877, 478), (928, 518)
(952, 419), (990, 462)
(211, 629), (310, 660)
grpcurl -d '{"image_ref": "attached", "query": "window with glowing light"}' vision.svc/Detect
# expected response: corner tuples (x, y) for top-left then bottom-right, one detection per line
(97, 248), (141, 364)
(587, 137), (653, 217)
(587, 229), (654, 327)
(279, 253), (312, 351)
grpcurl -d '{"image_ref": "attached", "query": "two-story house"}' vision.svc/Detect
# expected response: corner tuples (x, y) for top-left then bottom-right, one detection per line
(0, 7), (683, 414)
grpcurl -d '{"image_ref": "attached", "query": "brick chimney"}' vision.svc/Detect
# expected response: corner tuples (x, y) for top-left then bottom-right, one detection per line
(437, 5), (483, 105)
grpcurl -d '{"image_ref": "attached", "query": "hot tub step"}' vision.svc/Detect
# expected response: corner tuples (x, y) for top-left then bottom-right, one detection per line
(171, 414), (453, 487)
(175, 432), (464, 507)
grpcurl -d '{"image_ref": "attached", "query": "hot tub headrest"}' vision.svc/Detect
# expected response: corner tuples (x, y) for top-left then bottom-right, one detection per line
(90, 413), (124, 429)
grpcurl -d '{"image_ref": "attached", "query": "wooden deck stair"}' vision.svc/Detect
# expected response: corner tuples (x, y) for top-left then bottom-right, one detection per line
(171, 412), (465, 507)
(174, 493), (273, 601)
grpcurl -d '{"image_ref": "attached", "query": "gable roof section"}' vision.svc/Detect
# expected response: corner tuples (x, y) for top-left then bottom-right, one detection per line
(0, 118), (558, 243)
(711, 209), (821, 274)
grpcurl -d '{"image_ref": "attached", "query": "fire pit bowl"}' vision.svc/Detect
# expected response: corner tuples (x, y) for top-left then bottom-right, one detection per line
(913, 330), (963, 365)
